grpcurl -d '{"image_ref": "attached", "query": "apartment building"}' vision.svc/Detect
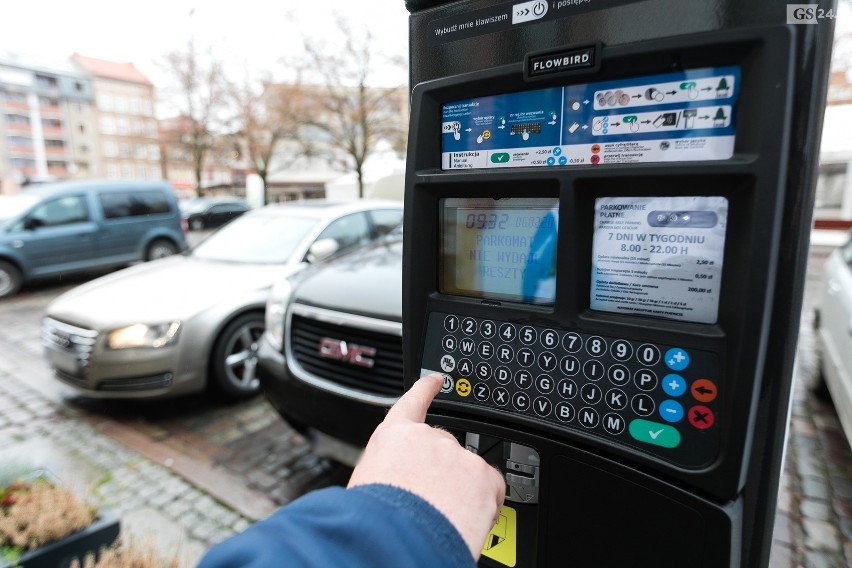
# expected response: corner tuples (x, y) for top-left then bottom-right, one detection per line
(71, 54), (160, 182)
(0, 52), (94, 192)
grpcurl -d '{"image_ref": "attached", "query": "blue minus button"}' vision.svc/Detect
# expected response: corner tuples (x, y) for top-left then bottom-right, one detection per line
(629, 419), (681, 448)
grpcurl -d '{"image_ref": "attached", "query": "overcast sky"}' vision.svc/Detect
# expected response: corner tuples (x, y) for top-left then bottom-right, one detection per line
(3, 1), (411, 89)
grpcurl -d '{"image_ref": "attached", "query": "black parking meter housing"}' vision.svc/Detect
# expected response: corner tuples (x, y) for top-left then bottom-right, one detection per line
(402, 1), (835, 567)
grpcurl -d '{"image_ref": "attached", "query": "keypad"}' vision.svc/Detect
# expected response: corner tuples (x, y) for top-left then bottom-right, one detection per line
(426, 313), (721, 468)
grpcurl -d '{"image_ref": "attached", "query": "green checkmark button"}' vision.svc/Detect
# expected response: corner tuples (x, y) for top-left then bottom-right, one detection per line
(490, 153), (510, 163)
(629, 419), (681, 448)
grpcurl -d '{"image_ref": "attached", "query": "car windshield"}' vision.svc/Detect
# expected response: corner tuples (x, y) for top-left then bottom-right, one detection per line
(0, 195), (39, 223)
(191, 211), (318, 263)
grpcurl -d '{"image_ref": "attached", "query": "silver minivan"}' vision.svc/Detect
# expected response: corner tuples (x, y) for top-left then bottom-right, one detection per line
(0, 180), (187, 299)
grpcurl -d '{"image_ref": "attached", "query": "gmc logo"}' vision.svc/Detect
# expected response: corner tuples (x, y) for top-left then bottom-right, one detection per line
(318, 338), (376, 368)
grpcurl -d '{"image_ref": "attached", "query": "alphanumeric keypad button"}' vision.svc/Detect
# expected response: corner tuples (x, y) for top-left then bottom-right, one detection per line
(440, 354), (455, 373)
(586, 336), (607, 357)
(457, 358), (473, 376)
(473, 382), (490, 402)
(516, 347), (536, 367)
(492, 387), (510, 407)
(537, 351), (557, 373)
(631, 394), (656, 416)
(637, 343), (661, 366)
(494, 366), (512, 384)
(459, 337), (476, 356)
(607, 364), (630, 386)
(519, 326), (537, 345)
(496, 344), (514, 364)
(580, 383), (602, 405)
(535, 374), (555, 394)
(444, 315), (459, 333)
(633, 369), (658, 391)
(562, 332), (582, 353)
(499, 323), (516, 342)
(578, 407), (600, 429)
(512, 391), (531, 412)
(610, 340), (633, 361)
(442, 335), (457, 352)
(474, 362), (491, 380)
(478, 341), (494, 360)
(559, 355), (580, 376)
(557, 378), (578, 399)
(514, 369), (533, 390)
(605, 388), (628, 410)
(583, 359), (605, 381)
(533, 397), (553, 417)
(603, 413), (626, 435)
(480, 320), (496, 339)
(555, 402), (576, 422)
(540, 329), (559, 350)
(461, 317), (477, 335)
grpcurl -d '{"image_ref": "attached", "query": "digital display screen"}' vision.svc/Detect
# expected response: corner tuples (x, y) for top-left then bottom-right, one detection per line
(441, 198), (558, 304)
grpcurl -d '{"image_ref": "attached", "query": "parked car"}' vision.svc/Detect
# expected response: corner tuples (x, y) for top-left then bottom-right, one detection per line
(259, 230), (404, 465)
(180, 197), (249, 231)
(0, 180), (186, 299)
(42, 200), (403, 401)
(814, 233), (852, 448)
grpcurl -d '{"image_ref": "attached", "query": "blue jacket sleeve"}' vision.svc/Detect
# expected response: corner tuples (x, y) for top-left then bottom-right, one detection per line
(197, 484), (475, 567)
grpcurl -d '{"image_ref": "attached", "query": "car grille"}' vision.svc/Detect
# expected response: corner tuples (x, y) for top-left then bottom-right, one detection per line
(42, 317), (98, 376)
(288, 305), (403, 400)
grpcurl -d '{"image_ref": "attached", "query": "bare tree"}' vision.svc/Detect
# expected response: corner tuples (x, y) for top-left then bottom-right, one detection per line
(297, 18), (407, 198)
(160, 39), (231, 196)
(230, 77), (316, 203)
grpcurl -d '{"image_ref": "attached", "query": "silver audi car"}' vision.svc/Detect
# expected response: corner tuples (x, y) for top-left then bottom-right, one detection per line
(42, 200), (403, 400)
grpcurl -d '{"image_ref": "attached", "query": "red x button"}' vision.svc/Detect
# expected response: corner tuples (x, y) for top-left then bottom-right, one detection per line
(688, 405), (715, 429)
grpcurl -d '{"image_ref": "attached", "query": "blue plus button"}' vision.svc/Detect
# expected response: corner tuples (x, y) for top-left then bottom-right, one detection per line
(552, 147), (562, 156)
(664, 348), (690, 371)
(546, 157), (556, 166)
(661, 374), (687, 397)
(659, 400), (684, 423)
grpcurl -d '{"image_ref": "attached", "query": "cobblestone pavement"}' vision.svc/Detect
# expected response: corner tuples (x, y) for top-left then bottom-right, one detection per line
(0, 238), (850, 567)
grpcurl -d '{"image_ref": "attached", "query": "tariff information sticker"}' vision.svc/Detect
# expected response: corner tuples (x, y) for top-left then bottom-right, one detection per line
(591, 196), (728, 324)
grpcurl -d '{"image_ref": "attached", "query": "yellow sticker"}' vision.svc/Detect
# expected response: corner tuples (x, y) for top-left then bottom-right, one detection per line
(481, 505), (516, 567)
(482, 130), (491, 140)
(456, 378), (472, 397)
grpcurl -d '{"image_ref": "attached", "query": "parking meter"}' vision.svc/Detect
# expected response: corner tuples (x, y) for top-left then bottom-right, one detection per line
(401, 1), (835, 566)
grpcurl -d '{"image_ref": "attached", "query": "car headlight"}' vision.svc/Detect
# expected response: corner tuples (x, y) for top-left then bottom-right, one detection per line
(107, 321), (181, 350)
(265, 279), (293, 351)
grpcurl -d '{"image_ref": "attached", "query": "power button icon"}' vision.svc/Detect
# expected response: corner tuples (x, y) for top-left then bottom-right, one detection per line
(513, 0), (548, 24)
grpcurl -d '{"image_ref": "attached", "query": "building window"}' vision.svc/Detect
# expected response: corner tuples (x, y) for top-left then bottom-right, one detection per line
(45, 139), (65, 149)
(35, 74), (58, 89)
(98, 92), (114, 111)
(106, 162), (119, 178)
(46, 160), (66, 169)
(119, 141), (131, 158)
(38, 96), (59, 107)
(117, 117), (129, 135)
(74, 82), (84, 92)
(146, 120), (157, 137)
(130, 97), (140, 115)
(10, 158), (35, 168)
(5, 114), (29, 125)
(42, 118), (62, 129)
(100, 116), (116, 134)
(2, 91), (27, 103)
(134, 143), (147, 160)
(7, 136), (32, 147)
(115, 95), (128, 114)
(136, 164), (147, 178)
(103, 140), (118, 157)
(141, 100), (153, 116)
(148, 144), (160, 161)
(121, 162), (133, 178)
(815, 163), (848, 210)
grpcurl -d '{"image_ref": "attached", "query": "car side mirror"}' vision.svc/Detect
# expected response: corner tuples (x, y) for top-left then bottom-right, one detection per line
(307, 238), (339, 263)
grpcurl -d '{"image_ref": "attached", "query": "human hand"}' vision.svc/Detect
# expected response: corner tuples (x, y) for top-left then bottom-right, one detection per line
(348, 373), (506, 560)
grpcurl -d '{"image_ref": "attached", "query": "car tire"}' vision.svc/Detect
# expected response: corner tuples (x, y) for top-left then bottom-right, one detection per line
(210, 312), (264, 398)
(145, 239), (179, 261)
(190, 218), (204, 231)
(0, 261), (23, 299)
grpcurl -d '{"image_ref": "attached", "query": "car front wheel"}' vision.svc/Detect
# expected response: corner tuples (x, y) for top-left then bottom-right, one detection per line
(210, 312), (264, 398)
(0, 261), (23, 299)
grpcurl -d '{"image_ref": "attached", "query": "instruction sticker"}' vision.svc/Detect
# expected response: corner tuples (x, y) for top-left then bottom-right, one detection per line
(441, 65), (739, 169)
(591, 196), (728, 324)
(481, 504), (517, 567)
